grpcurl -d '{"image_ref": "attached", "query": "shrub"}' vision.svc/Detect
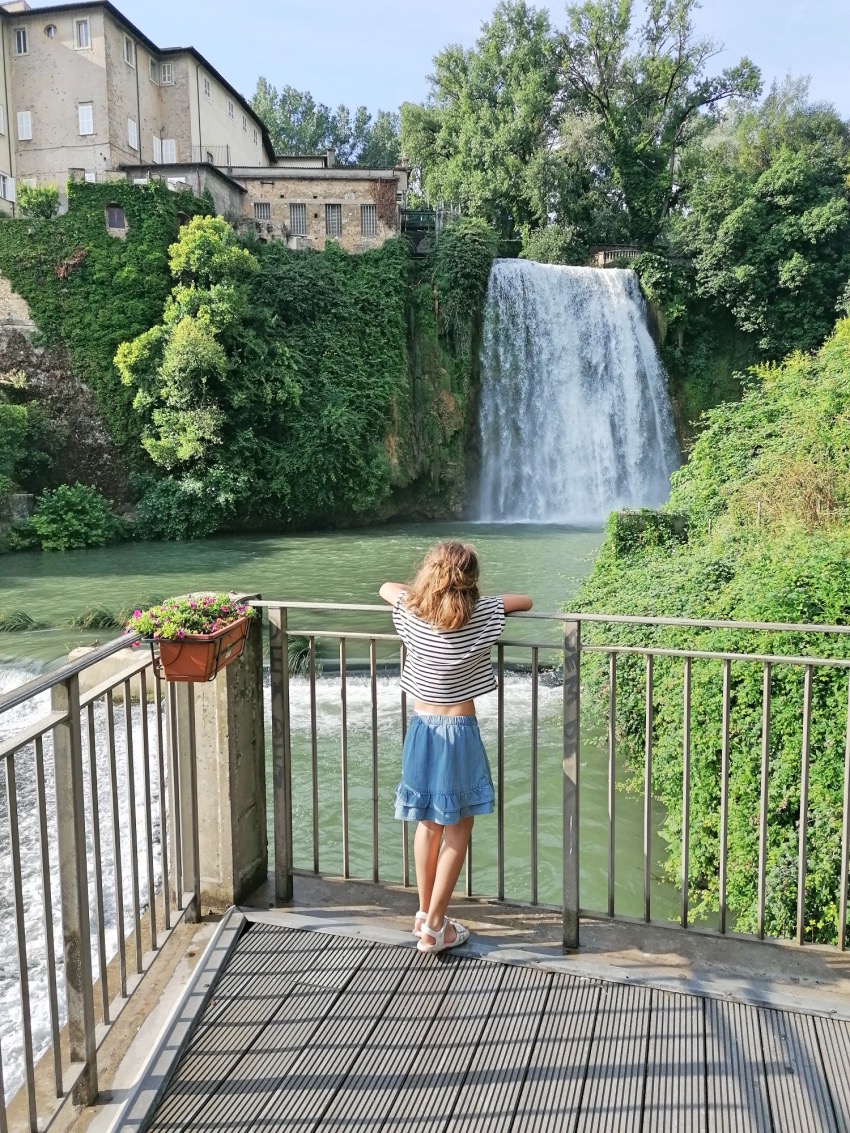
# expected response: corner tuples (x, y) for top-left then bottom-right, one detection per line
(17, 184), (60, 219)
(26, 483), (127, 551)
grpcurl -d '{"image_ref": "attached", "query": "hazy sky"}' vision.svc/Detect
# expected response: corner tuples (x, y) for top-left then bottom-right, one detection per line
(42, 1), (850, 117)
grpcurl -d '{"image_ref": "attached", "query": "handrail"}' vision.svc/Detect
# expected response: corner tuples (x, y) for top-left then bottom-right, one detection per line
(0, 631), (141, 714)
(253, 599), (850, 636)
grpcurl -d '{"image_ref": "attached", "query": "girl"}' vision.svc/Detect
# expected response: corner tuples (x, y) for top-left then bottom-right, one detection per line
(380, 541), (533, 954)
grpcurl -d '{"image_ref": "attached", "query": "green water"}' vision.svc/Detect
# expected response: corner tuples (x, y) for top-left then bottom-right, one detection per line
(0, 522), (677, 920)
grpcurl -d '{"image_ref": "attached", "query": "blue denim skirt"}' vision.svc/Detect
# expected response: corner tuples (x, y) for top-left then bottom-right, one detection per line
(394, 713), (495, 825)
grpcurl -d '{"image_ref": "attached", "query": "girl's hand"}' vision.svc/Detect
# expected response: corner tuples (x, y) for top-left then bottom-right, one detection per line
(379, 582), (407, 605)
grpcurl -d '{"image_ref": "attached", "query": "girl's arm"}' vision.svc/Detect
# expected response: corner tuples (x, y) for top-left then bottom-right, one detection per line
(379, 582), (407, 605)
(501, 593), (533, 613)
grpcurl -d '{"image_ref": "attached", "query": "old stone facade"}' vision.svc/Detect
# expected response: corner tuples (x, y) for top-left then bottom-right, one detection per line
(0, 0), (273, 213)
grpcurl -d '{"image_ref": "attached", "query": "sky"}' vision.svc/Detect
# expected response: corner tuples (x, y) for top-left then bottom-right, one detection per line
(43, 0), (850, 117)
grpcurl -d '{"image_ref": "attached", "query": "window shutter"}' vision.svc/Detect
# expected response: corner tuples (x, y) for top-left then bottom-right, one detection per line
(162, 139), (177, 163)
(17, 111), (32, 141)
(127, 118), (138, 149)
(153, 135), (162, 163)
(78, 104), (93, 136)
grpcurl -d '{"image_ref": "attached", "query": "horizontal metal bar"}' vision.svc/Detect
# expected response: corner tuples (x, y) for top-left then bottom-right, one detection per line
(0, 710), (69, 760)
(0, 632), (140, 715)
(582, 644), (850, 669)
(253, 600), (850, 636)
(78, 651), (155, 707)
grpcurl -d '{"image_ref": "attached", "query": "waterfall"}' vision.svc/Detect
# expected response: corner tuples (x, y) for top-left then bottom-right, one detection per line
(476, 260), (679, 524)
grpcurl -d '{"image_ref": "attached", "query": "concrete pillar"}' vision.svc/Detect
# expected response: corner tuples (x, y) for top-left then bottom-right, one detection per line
(190, 613), (268, 910)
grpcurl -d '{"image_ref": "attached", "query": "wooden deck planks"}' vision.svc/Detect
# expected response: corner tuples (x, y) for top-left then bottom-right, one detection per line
(644, 990), (706, 1132)
(574, 981), (651, 1133)
(705, 998), (772, 1133)
(145, 923), (849, 1133)
(759, 1007), (838, 1133)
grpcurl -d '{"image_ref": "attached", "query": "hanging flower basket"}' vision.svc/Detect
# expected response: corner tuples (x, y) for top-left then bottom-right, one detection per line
(126, 594), (256, 683)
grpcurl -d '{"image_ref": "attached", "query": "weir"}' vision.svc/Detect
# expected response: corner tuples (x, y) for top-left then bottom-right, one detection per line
(477, 261), (679, 523)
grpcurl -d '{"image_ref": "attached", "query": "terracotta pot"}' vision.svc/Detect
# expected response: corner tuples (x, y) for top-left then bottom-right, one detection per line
(153, 616), (251, 682)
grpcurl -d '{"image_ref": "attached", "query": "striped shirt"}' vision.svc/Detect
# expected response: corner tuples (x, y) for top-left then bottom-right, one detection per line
(392, 594), (506, 704)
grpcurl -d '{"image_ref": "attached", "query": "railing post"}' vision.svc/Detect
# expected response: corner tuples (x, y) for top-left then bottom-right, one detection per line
(168, 683), (200, 920)
(269, 607), (294, 902)
(562, 619), (581, 951)
(52, 675), (98, 1104)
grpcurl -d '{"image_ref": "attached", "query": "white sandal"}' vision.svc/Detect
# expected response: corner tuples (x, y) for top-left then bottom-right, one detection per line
(417, 916), (470, 954)
(412, 910), (427, 938)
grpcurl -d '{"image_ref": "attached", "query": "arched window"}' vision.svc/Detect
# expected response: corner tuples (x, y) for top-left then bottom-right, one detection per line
(176, 211), (189, 229)
(105, 204), (126, 231)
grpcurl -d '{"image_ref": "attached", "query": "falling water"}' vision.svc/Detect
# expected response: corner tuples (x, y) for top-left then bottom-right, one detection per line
(477, 260), (679, 523)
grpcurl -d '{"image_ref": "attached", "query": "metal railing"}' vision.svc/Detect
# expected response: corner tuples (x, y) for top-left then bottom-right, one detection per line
(0, 638), (201, 1131)
(260, 602), (850, 955)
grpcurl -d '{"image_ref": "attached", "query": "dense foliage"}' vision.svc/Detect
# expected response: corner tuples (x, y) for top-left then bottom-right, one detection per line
(0, 181), (211, 451)
(251, 80), (400, 167)
(576, 320), (850, 943)
(11, 483), (127, 552)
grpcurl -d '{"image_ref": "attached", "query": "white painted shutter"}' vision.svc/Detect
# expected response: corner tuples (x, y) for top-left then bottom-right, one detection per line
(127, 118), (138, 149)
(78, 104), (93, 136)
(152, 135), (162, 163)
(162, 139), (177, 163)
(17, 111), (32, 141)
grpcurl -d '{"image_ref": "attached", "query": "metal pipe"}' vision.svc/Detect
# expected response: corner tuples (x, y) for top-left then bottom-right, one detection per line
(719, 659), (731, 934)
(105, 694), (127, 997)
(562, 620), (581, 950)
(757, 664), (772, 940)
(309, 636), (319, 874)
(644, 654), (653, 924)
(370, 637), (379, 883)
(268, 607), (293, 902)
(186, 688), (201, 922)
(497, 643), (505, 902)
(153, 673), (170, 932)
(531, 646), (539, 906)
(123, 680), (143, 971)
(608, 652), (616, 919)
(166, 682), (183, 913)
(85, 702), (110, 1024)
(340, 637), (349, 879)
(6, 757), (37, 1129)
(796, 665), (813, 945)
(139, 670), (157, 952)
(34, 736), (62, 1096)
(681, 658), (691, 929)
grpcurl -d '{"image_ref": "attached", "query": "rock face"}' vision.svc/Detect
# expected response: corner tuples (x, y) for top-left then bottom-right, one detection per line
(0, 329), (130, 502)
(0, 272), (36, 332)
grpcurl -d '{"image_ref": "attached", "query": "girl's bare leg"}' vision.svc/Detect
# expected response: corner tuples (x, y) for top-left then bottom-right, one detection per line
(414, 820), (443, 917)
(424, 816), (474, 944)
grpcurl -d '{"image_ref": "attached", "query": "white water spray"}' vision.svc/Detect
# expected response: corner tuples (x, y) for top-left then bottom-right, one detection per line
(477, 260), (679, 523)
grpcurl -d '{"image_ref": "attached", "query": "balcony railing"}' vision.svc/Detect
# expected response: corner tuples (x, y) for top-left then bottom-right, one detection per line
(0, 639), (201, 1130)
(260, 602), (850, 954)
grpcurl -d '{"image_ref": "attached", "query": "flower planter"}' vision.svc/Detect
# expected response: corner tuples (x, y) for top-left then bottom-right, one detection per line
(151, 616), (252, 682)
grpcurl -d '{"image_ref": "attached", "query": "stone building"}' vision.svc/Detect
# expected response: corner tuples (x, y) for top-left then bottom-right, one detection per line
(0, 0), (273, 213)
(0, 0), (409, 249)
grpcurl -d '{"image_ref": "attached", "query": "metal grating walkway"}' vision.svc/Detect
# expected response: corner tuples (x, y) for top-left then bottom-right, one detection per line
(144, 921), (850, 1132)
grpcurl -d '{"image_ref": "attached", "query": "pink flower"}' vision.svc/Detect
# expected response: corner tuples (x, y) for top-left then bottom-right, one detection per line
(133, 609), (142, 618)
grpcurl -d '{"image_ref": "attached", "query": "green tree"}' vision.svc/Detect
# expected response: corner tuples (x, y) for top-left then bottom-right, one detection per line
(251, 80), (400, 166)
(675, 79), (850, 357)
(17, 183), (60, 219)
(401, 1), (560, 242)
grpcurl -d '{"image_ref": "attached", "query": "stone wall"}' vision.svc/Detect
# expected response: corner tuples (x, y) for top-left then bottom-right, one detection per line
(0, 271), (35, 330)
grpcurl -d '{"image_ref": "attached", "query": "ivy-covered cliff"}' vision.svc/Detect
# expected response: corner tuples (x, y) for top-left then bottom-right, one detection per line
(0, 183), (497, 542)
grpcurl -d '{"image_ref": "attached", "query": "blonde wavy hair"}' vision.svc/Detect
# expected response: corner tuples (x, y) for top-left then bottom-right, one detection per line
(405, 541), (480, 631)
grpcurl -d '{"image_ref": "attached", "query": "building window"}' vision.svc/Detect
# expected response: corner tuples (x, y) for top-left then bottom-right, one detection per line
(149, 57), (159, 83)
(289, 203), (307, 236)
(45, 24), (57, 39)
(13, 28), (28, 55)
(152, 135), (162, 163)
(124, 36), (135, 66)
(127, 118), (138, 150)
(361, 204), (377, 237)
(203, 75), (211, 100)
(254, 202), (271, 221)
(227, 99), (234, 120)
(162, 138), (177, 163)
(85, 170), (97, 183)
(242, 114), (247, 133)
(160, 62), (173, 84)
(78, 104), (94, 136)
(325, 204), (342, 237)
(0, 174), (14, 202)
(106, 205), (126, 230)
(253, 128), (259, 146)
(75, 19), (90, 49)
(17, 111), (32, 141)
